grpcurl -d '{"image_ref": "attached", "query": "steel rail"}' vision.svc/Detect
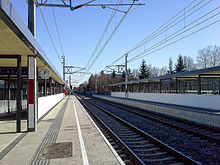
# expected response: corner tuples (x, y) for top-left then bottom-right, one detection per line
(93, 97), (220, 144)
(75, 95), (144, 165)
(76, 94), (200, 165)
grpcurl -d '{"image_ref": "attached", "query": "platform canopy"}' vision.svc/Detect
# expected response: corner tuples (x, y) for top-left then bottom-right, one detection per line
(110, 66), (220, 86)
(0, 0), (64, 84)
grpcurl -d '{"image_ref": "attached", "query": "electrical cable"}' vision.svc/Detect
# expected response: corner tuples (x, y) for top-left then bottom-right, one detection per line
(50, 0), (65, 59)
(105, 0), (210, 68)
(128, 8), (220, 62)
(39, 6), (62, 63)
(84, 0), (121, 70)
(105, 0), (217, 70)
(126, 0), (207, 54)
(129, 19), (220, 62)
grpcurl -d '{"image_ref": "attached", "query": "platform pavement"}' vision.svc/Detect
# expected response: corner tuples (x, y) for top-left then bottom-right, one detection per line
(0, 96), (124, 165)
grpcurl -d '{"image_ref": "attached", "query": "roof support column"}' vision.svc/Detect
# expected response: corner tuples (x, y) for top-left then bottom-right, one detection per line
(28, 56), (37, 132)
(197, 75), (201, 95)
(138, 83), (141, 93)
(16, 56), (22, 132)
(50, 78), (52, 95)
(54, 81), (56, 94)
(175, 77), (178, 94)
(125, 54), (128, 98)
(218, 78), (220, 95)
(159, 79), (162, 93)
(7, 75), (10, 114)
(147, 82), (150, 93)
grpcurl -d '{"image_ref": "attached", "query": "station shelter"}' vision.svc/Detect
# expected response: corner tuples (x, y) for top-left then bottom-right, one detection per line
(110, 66), (220, 95)
(0, 0), (68, 133)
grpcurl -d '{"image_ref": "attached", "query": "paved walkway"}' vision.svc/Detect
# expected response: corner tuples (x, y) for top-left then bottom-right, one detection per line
(0, 96), (124, 165)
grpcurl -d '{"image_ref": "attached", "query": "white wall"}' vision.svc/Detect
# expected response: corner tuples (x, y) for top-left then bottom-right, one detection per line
(38, 93), (65, 119)
(111, 92), (220, 110)
(95, 95), (220, 128)
(0, 100), (27, 114)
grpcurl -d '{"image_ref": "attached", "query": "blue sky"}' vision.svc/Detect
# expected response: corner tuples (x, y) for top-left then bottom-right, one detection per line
(10, 0), (220, 85)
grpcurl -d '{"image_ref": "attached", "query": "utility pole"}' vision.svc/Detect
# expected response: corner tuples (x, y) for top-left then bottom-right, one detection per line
(125, 53), (128, 98)
(62, 55), (65, 81)
(69, 75), (71, 87)
(95, 75), (97, 93)
(28, 0), (36, 38)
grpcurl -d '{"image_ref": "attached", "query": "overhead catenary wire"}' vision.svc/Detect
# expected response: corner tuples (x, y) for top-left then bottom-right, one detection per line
(50, 0), (65, 58)
(106, 0), (210, 68)
(105, 0), (218, 70)
(126, 0), (208, 54)
(84, 0), (121, 70)
(87, 1), (135, 71)
(128, 7), (220, 62)
(129, 19), (220, 63)
(39, 6), (62, 63)
(78, 0), (135, 82)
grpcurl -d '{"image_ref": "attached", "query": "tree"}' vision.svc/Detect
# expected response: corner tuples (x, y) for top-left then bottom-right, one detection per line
(100, 70), (105, 75)
(121, 71), (125, 81)
(132, 69), (139, 78)
(159, 66), (168, 76)
(168, 57), (174, 74)
(111, 70), (116, 79)
(87, 74), (95, 91)
(183, 56), (197, 71)
(175, 55), (186, 73)
(197, 45), (220, 69)
(139, 59), (150, 79)
(149, 66), (159, 77)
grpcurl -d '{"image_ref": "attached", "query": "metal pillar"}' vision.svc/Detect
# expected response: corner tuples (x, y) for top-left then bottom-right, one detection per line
(69, 75), (71, 87)
(54, 82), (56, 94)
(16, 56), (22, 132)
(95, 76), (97, 93)
(125, 54), (128, 98)
(219, 78), (220, 95)
(28, 0), (36, 38)
(147, 83), (150, 93)
(28, 56), (37, 131)
(138, 83), (141, 93)
(175, 77), (178, 94)
(159, 79), (162, 93)
(50, 78), (52, 95)
(7, 75), (10, 114)
(62, 56), (65, 81)
(197, 75), (201, 95)
(44, 79), (47, 96)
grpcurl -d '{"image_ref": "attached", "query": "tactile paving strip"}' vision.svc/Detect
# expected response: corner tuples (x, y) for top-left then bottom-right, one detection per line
(29, 97), (69, 165)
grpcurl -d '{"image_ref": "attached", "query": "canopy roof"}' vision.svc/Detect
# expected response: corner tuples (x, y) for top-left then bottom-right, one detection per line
(0, 0), (64, 84)
(110, 66), (220, 86)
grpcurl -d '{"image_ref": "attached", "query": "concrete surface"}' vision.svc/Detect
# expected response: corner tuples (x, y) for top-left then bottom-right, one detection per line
(0, 96), (123, 165)
(111, 92), (220, 111)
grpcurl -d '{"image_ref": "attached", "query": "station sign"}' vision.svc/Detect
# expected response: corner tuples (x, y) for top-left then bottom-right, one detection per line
(162, 78), (172, 84)
(0, 67), (28, 75)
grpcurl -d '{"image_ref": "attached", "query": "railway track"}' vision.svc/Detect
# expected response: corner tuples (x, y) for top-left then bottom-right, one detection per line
(93, 97), (220, 145)
(76, 94), (199, 165)
(81, 95), (220, 164)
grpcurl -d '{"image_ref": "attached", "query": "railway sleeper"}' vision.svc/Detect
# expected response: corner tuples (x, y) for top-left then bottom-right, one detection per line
(141, 156), (175, 163)
(130, 143), (155, 149)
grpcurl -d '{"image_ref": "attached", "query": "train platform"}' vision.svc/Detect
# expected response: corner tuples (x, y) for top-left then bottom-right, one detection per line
(94, 95), (220, 128)
(0, 96), (124, 165)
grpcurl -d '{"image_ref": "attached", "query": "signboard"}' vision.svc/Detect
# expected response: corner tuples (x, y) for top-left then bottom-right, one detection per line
(39, 69), (50, 79)
(0, 67), (28, 75)
(162, 79), (172, 84)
